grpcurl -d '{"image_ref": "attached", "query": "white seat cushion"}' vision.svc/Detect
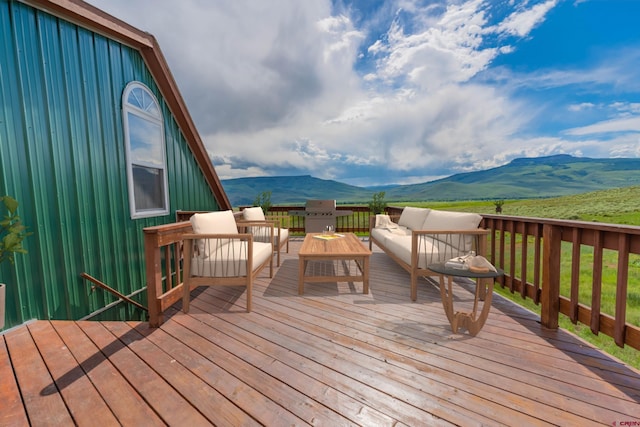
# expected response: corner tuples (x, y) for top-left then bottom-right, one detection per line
(190, 241), (272, 277)
(190, 210), (238, 257)
(371, 226), (410, 247)
(385, 235), (462, 269)
(252, 225), (289, 247)
(275, 227), (289, 247)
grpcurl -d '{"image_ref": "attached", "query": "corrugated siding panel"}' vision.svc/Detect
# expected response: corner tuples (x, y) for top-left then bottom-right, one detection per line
(0, 0), (220, 328)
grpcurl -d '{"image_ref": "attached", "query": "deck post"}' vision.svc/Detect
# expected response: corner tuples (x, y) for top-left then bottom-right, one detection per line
(144, 228), (164, 327)
(541, 223), (561, 329)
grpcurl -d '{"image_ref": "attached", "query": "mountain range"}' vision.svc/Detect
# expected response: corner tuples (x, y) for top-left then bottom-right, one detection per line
(220, 155), (640, 206)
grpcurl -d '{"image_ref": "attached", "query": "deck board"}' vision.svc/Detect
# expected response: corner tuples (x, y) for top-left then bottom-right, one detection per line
(2, 237), (639, 426)
(28, 321), (119, 426)
(50, 320), (166, 426)
(0, 336), (29, 426)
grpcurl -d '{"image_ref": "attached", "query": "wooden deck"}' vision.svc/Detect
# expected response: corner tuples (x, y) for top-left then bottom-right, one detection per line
(2, 238), (639, 426)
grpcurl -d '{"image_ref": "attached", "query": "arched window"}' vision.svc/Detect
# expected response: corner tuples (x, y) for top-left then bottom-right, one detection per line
(122, 82), (169, 218)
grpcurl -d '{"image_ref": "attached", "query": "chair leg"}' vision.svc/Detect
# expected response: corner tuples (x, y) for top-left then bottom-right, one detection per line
(183, 281), (191, 313)
(411, 273), (418, 301)
(246, 277), (252, 312)
(182, 248), (193, 313)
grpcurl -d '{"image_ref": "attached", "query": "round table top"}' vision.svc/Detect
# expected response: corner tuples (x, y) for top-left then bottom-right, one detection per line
(428, 262), (504, 279)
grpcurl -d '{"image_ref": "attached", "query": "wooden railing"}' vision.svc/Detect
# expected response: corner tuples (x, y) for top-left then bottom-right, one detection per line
(144, 221), (192, 327)
(237, 206), (374, 234)
(146, 207), (640, 350)
(480, 215), (640, 350)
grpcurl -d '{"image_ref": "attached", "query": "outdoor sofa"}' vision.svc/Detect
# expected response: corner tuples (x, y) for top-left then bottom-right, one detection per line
(369, 207), (489, 300)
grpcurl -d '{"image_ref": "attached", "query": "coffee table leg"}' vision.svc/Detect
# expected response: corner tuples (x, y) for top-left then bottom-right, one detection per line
(438, 275), (457, 332)
(439, 275), (494, 336)
(363, 256), (369, 294)
(298, 257), (305, 295)
(466, 279), (494, 336)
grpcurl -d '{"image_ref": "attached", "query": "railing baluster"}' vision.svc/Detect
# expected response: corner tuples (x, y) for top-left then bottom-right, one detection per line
(590, 231), (604, 335)
(570, 228), (581, 324)
(520, 222), (528, 299)
(499, 219), (506, 284)
(508, 220), (516, 292)
(533, 223), (542, 304)
(615, 233), (629, 347)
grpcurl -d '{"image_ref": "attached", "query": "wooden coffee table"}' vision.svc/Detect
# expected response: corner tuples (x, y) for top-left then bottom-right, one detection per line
(298, 233), (371, 295)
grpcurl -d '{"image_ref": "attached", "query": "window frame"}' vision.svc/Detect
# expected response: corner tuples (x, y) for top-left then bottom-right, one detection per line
(122, 81), (170, 219)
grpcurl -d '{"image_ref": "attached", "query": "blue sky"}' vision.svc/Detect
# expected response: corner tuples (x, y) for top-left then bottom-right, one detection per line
(88, 0), (640, 186)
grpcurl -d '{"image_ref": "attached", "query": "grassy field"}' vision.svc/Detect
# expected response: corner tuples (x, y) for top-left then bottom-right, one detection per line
(400, 186), (640, 369)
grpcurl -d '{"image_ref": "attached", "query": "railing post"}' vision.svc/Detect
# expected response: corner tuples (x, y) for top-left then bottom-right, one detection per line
(144, 228), (164, 327)
(541, 223), (561, 329)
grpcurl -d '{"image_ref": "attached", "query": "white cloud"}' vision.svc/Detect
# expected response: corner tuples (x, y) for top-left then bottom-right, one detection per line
(568, 102), (596, 112)
(495, 0), (558, 37)
(565, 116), (640, 136)
(89, 0), (621, 186)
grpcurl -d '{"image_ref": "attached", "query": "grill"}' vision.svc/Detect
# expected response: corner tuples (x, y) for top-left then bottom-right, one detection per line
(289, 199), (353, 233)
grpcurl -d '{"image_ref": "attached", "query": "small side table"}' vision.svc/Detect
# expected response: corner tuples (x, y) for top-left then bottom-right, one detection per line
(427, 263), (503, 336)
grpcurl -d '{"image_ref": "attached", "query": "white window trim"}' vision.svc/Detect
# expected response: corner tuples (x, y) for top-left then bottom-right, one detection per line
(122, 81), (170, 219)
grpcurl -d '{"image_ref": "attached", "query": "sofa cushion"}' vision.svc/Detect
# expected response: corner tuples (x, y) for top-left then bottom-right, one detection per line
(190, 241), (272, 277)
(252, 225), (289, 247)
(421, 210), (482, 252)
(384, 235), (461, 269)
(190, 210), (238, 257)
(371, 225), (411, 247)
(398, 207), (431, 230)
(421, 209), (482, 230)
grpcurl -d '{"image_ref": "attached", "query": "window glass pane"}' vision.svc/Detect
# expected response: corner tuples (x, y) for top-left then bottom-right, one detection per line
(132, 165), (165, 211)
(127, 88), (142, 109)
(127, 87), (161, 117)
(123, 81), (169, 218)
(127, 112), (163, 167)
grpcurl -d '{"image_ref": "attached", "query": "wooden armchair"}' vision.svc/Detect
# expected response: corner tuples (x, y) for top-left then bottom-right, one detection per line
(240, 207), (289, 266)
(182, 210), (273, 313)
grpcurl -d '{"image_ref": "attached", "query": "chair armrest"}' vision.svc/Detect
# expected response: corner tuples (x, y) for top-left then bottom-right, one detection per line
(235, 220), (276, 239)
(182, 232), (253, 241)
(411, 228), (490, 236)
(411, 228), (489, 261)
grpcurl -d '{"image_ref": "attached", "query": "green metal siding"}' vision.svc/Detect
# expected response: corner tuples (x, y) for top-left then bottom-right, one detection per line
(0, 0), (220, 328)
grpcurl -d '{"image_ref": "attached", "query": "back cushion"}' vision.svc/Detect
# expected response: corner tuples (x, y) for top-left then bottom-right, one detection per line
(421, 210), (482, 230)
(398, 207), (431, 230)
(190, 210), (238, 257)
(242, 206), (266, 221)
(421, 210), (482, 252)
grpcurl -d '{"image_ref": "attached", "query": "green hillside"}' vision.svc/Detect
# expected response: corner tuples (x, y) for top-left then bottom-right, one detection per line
(220, 155), (640, 206)
(406, 186), (640, 226)
(221, 175), (366, 206)
(384, 155), (640, 201)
